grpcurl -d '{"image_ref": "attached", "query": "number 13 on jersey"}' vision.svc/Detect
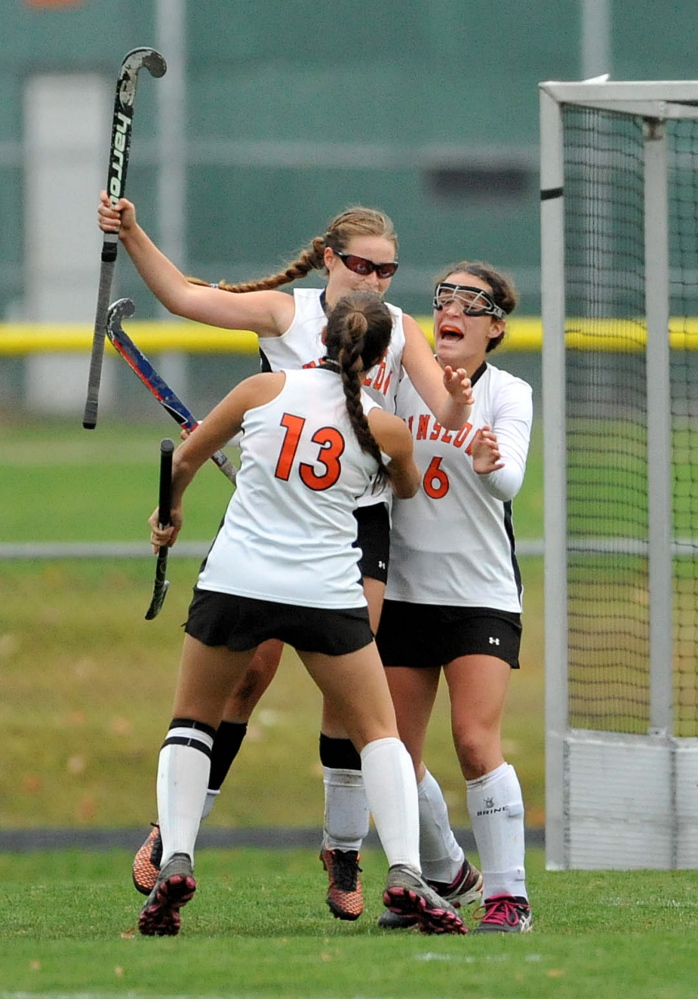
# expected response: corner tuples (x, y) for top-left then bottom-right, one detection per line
(275, 413), (346, 491)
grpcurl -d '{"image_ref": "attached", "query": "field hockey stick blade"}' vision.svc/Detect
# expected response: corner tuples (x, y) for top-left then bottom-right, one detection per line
(145, 437), (175, 620)
(106, 298), (237, 483)
(83, 47), (167, 431)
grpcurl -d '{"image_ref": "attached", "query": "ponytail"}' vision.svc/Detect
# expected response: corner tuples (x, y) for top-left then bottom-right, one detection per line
(323, 293), (394, 484)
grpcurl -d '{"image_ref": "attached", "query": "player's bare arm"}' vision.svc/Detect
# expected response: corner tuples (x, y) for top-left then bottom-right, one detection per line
(148, 372), (286, 548)
(368, 409), (420, 499)
(98, 192), (294, 336)
(400, 313), (473, 429)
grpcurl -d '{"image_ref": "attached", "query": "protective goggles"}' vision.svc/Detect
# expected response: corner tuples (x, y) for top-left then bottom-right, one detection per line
(334, 249), (399, 280)
(433, 282), (506, 319)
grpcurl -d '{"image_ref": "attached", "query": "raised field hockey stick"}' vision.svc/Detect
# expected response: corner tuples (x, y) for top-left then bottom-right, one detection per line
(83, 47), (167, 431)
(106, 298), (238, 483)
(145, 438), (174, 620)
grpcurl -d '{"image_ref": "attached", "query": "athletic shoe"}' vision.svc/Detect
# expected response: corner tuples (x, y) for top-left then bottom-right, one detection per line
(473, 894), (533, 933)
(430, 858), (484, 908)
(382, 864), (467, 935)
(377, 859), (483, 929)
(319, 848), (364, 920)
(138, 852), (196, 937)
(132, 823), (162, 896)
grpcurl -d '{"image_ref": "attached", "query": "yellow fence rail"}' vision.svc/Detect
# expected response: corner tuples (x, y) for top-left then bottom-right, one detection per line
(1, 317), (698, 355)
(0, 317), (543, 354)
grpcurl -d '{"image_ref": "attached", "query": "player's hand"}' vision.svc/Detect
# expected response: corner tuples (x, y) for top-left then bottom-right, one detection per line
(97, 191), (137, 234)
(471, 425), (504, 474)
(148, 506), (182, 553)
(442, 366), (474, 407)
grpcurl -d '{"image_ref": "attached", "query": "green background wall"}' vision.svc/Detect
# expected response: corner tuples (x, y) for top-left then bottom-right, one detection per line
(1, 0), (697, 318)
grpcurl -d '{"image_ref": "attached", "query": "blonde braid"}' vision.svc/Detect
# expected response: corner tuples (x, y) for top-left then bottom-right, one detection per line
(186, 236), (326, 293)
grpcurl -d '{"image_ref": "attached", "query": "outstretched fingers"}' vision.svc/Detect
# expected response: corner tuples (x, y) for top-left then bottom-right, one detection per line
(442, 365), (474, 407)
(472, 425), (504, 474)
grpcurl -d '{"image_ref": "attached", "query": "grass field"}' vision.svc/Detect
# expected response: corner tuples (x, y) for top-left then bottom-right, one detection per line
(1, 847), (698, 999)
(0, 418), (544, 829)
(0, 417), (544, 544)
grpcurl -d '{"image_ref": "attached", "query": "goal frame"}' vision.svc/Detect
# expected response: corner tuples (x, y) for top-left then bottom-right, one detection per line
(539, 80), (698, 870)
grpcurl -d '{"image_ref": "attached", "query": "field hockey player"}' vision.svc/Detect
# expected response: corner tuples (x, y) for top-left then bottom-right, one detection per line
(136, 292), (466, 937)
(375, 262), (534, 933)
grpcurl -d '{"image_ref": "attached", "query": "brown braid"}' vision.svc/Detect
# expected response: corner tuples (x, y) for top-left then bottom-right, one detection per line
(324, 292), (394, 485)
(186, 206), (397, 293)
(434, 260), (518, 353)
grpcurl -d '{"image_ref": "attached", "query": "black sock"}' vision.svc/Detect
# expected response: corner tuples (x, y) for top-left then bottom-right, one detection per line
(208, 721), (248, 791)
(319, 733), (362, 771)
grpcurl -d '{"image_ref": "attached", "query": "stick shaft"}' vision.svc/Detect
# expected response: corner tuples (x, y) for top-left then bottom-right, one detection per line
(83, 48), (166, 430)
(83, 257), (116, 428)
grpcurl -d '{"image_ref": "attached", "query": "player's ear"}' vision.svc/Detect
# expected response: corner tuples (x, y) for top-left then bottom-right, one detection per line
(323, 246), (336, 270)
(321, 325), (328, 344)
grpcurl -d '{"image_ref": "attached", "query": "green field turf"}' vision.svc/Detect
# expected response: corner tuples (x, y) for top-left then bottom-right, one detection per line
(0, 554), (544, 829)
(0, 416), (545, 542)
(1, 847), (697, 999)
(0, 419), (238, 543)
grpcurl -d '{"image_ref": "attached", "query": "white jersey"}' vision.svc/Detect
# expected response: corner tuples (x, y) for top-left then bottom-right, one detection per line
(197, 368), (381, 609)
(258, 287), (406, 509)
(386, 362), (533, 612)
(258, 287), (407, 412)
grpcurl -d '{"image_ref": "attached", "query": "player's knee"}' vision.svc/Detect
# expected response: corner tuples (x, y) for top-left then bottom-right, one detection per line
(452, 727), (501, 779)
(225, 640), (282, 716)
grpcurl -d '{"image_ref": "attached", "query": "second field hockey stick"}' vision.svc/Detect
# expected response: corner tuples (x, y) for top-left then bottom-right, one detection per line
(83, 47), (167, 431)
(106, 298), (238, 483)
(145, 438), (174, 620)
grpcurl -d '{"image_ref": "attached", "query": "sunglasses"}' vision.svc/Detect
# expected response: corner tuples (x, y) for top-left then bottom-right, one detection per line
(334, 249), (399, 280)
(433, 282), (506, 319)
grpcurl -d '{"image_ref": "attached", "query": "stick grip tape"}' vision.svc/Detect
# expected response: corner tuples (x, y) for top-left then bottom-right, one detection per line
(157, 438), (175, 528)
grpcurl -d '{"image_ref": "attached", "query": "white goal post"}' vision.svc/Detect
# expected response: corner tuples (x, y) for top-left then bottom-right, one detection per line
(540, 80), (698, 870)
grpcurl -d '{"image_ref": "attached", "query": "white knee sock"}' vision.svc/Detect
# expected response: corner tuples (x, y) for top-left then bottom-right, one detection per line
(322, 767), (370, 852)
(157, 722), (214, 867)
(360, 737), (420, 871)
(417, 768), (465, 884)
(466, 762), (527, 900)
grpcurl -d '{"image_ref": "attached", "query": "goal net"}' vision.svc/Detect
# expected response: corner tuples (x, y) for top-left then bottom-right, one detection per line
(540, 80), (698, 869)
